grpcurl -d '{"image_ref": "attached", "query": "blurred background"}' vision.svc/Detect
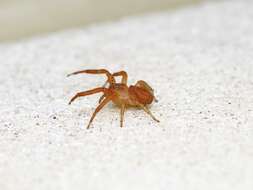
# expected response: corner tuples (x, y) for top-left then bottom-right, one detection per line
(0, 0), (203, 42)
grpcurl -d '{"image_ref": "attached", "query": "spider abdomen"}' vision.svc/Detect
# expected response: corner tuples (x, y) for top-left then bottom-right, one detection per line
(129, 86), (154, 105)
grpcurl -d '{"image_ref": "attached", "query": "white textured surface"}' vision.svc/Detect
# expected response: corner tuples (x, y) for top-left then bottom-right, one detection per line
(0, 0), (253, 189)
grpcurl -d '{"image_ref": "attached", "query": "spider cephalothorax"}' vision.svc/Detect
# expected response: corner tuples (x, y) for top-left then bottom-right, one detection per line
(68, 69), (159, 129)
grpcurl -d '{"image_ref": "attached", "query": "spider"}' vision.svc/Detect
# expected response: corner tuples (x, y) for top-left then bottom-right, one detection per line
(67, 69), (159, 129)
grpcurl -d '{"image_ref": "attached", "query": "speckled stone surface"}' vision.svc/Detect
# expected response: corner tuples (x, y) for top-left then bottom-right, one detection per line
(0, 0), (253, 189)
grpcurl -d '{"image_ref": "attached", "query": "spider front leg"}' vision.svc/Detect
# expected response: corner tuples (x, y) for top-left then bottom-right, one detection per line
(113, 71), (128, 84)
(87, 96), (112, 129)
(98, 94), (106, 103)
(139, 104), (160, 123)
(68, 87), (106, 105)
(102, 71), (128, 87)
(67, 69), (116, 85)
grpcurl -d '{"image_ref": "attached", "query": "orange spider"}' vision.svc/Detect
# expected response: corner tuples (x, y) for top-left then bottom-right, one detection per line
(67, 69), (159, 129)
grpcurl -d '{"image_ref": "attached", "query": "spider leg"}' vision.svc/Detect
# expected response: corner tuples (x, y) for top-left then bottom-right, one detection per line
(98, 94), (106, 103)
(120, 104), (126, 128)
(102, 70), (128, 87)
(113, 71), (128, 84)
(67, 69), (115, 85)
(68, 87), (106, 105)
(87, 96), (112, 129)
(139, 104), (160, 123)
